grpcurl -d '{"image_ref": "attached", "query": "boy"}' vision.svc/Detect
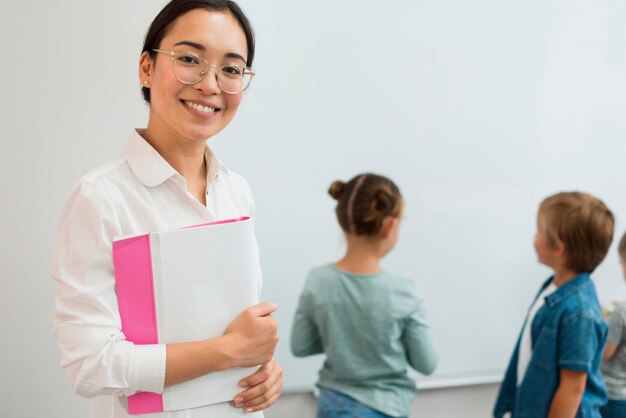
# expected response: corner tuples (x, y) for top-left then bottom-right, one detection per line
(494, 192), (614, 418)
(600, 232), (626, 418)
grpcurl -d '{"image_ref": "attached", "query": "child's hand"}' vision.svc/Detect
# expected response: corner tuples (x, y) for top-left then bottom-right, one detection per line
(223, 303), (279, 367)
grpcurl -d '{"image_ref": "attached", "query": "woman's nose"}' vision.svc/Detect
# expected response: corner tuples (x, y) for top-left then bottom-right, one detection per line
(193, 68), (222, 95)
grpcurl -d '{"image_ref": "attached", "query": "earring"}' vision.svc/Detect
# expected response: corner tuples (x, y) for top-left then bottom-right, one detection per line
(143, 80), (149, 86)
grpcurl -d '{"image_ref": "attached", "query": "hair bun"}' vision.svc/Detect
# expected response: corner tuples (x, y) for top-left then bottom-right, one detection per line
(373, 190), (393, 213)
(328, 181), (345, 200)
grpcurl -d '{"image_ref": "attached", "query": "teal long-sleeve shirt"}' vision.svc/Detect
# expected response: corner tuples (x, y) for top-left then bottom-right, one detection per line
(290, 264), (438, 417)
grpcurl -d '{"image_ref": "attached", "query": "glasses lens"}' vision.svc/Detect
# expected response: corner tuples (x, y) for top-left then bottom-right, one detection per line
(172, 53), (206, 84)
(217, 65), (252, 94)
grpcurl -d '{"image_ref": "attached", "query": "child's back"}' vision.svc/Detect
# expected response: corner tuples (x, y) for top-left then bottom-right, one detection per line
(292, 264), (436, 414)
(291, 173), (437, 418)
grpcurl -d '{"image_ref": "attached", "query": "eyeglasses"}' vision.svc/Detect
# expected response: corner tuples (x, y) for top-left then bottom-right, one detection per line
(152, 49), (255, 94)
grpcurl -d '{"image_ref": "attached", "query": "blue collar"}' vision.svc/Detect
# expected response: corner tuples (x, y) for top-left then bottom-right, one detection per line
(542, 272), (591, 308)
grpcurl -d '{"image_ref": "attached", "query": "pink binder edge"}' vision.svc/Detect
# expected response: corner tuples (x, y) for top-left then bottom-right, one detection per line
(182, 215), (250, 229)
(111, 216), (249, 414)
(112, 234), (164, 414)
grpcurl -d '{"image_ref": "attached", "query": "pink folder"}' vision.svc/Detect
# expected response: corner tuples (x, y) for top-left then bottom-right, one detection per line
(112, 216), (259, 414)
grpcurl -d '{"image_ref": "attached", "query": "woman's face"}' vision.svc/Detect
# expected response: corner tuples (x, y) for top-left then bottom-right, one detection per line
(140, 9), (248, 144)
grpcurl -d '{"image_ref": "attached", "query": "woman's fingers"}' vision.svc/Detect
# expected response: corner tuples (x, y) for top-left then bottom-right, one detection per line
(232, 361), (283, 411)
(238, 362), (272, 388)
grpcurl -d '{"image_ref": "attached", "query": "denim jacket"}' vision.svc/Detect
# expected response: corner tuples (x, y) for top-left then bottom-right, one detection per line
(493, 273), (608, 418)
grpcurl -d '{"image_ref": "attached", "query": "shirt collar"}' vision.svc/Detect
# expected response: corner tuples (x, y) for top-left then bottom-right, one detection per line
(123, 129), (229, 188)
(543, 271), (591, 308)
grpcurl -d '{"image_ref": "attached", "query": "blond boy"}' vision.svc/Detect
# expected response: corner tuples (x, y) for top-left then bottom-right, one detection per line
(494, 192), (614, 418)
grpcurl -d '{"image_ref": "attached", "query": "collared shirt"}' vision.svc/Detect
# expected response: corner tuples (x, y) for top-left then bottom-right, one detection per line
(494, 273), (608, 418)
(50, 130), (262, 418)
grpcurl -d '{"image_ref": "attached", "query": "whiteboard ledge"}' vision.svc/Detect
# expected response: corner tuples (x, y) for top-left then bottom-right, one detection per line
(416, 373), (502, 390)
(282, 373), (503, 395)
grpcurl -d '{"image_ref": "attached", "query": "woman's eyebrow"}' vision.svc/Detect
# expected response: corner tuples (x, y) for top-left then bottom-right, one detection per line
(172, 41), (246, 64)
(173, 40), (205, 51)
(224, 52), (247, 63)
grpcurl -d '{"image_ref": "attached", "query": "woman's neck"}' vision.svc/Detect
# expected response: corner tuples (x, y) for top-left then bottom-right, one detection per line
(335, 234), (383, 274)
(142, 118), (208, 204)
(144, 119), (206, 176)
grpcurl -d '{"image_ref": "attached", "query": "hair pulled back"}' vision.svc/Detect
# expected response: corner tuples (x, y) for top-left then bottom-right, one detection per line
(329, 173), (402, 236)
(141, 0), (255, 104)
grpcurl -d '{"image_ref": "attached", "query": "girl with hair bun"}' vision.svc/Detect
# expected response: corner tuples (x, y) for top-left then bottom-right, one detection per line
(291, 173), (438, 418)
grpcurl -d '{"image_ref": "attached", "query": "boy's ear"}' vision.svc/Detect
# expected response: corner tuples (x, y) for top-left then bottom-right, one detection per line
(553, 240), (567, 259)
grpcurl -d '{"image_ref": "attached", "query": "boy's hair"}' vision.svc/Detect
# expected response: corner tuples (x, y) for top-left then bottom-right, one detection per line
(539, 191), (614, 273)
(619, 232), (626, 261)
(329, 173), (402, 236)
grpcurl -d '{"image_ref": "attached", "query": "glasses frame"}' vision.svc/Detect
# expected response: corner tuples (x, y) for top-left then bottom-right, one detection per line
(152, 49), (255, 94)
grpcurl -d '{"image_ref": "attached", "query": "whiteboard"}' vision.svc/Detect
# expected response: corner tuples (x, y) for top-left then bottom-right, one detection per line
(221, 0), (626, 391)
(3, 1), (626, 411)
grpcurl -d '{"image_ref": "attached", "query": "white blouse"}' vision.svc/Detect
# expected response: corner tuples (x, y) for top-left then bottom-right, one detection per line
(50, 129), (263, 418)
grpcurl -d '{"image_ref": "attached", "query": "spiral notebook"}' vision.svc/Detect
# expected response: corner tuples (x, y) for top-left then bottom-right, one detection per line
(112, 216), (260, 414)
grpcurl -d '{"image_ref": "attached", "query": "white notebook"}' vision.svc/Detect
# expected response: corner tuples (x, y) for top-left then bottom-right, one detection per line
(113, 217), (261, 414)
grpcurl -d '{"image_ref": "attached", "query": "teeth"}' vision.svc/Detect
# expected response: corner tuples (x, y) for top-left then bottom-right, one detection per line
(185, 101), (215, 114)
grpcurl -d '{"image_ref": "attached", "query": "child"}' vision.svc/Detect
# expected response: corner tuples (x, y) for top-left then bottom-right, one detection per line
(493, 192), (614, 418)
(600, 232), (626, 418)
(290, 173), (438, 418)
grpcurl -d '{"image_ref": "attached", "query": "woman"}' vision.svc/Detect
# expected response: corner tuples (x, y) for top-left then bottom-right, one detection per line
(50, 1), (282, 416)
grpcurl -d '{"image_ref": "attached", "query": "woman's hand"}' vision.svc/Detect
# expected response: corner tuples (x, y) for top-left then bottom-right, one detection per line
(223, 302), (279, 367)
(232, 360), (283, 412)
(163, 303), (278, 387)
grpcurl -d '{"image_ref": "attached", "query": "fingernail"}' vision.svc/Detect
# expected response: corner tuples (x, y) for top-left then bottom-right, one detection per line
(246, 408), (254, 413)
(235, 397), (243, 403)
(240, 381), (248, 387)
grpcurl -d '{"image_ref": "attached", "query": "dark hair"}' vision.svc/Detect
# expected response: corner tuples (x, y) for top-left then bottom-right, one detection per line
(141, 0), (255, 104)
(539, 191), (614, 273)
(329, 173), (402, 237)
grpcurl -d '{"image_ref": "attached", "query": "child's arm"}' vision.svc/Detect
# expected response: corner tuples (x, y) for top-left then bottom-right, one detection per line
(603, 341), (618, 361)
(547, 369), (587, 418)
(290, 283), (323, 357)
(402, 297), (437, 375)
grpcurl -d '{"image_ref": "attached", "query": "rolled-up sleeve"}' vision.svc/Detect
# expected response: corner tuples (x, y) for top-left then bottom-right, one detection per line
(50, 181), (166, 398)
(558, 312), (603, 373)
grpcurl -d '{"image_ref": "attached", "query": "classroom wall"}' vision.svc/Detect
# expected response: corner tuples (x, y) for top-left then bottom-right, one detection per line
(2, 0), (626, 417)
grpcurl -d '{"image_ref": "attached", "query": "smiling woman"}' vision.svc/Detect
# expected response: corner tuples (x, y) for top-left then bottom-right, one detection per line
(49, 1), (282, 417)
(139, 7), (251, 160)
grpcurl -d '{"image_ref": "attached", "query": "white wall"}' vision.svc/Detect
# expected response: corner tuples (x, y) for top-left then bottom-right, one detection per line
(2, 0), (626, 417)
